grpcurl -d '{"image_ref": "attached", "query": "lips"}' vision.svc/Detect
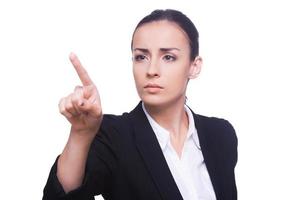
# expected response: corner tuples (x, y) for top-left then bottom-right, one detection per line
(144, 83), (163, 93)
(144, 83), (163, 89)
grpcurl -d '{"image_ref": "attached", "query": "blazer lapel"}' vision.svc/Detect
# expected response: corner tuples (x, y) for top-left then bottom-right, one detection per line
(190, 109), (222, 200)
(128, 101), (183, 200)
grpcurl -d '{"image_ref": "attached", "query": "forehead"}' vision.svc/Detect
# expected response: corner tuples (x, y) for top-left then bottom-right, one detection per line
(132, 20), (190, 50)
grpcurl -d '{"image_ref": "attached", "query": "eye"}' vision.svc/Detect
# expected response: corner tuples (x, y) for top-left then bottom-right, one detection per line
(134, 55), (147, 61)
(163, 55), (176, 61)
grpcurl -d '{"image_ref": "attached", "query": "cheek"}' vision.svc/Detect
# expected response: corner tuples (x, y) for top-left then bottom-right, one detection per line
(170, 74), (188, 91)
(164, 63), (190, 84)
(133, 66), (144, 85)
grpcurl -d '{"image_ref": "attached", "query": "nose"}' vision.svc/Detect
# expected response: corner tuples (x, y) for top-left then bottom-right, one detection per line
(147, 59), (160, 78)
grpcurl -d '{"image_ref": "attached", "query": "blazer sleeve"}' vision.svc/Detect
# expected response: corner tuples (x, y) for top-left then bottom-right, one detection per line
(42, 115), (119, 200)
(224, 119), (238, 199)
(224, 119), (238, 167)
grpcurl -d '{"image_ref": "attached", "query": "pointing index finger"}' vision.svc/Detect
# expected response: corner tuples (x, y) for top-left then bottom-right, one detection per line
(69, 52), (93, 86)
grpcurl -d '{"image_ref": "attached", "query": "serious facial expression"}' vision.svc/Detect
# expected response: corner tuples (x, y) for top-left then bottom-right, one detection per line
(132, 20), (200, 107)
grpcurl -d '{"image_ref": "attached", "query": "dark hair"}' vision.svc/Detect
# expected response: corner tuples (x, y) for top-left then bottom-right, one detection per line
(131, 9), (199, 61)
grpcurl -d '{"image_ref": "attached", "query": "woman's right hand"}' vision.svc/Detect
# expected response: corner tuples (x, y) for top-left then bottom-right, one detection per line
(58, 53), (103, 139)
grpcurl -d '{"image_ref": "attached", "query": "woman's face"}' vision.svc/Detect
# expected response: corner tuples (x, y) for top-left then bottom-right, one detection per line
(132, 20), (201, 107)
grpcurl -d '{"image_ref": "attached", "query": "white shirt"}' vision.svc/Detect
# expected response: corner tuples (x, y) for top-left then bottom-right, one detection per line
(142, 102), (216, 200)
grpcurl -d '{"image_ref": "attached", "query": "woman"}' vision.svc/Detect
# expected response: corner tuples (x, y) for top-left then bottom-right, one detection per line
(43, 9), (238, 200)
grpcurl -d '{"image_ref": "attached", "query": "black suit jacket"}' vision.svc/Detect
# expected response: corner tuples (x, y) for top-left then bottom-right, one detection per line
(43, 101), (238, 200)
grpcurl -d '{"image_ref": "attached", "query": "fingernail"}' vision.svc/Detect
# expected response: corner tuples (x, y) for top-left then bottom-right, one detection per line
(69, 52), (76, 60)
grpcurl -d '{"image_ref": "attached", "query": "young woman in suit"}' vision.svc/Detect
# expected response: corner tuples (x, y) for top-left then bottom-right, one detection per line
(43, 9), (238, 200)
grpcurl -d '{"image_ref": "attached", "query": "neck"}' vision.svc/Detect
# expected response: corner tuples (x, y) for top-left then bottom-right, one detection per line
(144, 96), (189, 138)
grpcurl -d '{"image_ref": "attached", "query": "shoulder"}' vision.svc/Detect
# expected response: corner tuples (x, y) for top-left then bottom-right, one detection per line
(196, 114), (238, 164)
(92, 113), (132, 158)
(96, 112), (133, 140)
(198, 115), (236, 136)
(100, 112), (131, 130)
(194, 113), (238, 151)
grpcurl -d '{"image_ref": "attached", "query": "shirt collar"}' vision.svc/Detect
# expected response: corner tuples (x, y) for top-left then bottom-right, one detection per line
(142, 102), (201, 151)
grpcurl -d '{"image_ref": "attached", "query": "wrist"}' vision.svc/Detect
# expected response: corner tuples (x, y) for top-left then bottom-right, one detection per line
(68, 129), (95, 150)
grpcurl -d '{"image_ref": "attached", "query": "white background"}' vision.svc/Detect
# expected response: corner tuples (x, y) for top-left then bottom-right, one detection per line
(0, 0), (299, 199)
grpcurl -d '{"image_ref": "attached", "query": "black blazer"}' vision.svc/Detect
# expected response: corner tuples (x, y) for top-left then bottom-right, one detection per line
(43, 101), (238, 200)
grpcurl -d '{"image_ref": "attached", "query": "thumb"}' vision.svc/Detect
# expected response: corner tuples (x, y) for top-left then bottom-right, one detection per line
(78, 98), (102, 118)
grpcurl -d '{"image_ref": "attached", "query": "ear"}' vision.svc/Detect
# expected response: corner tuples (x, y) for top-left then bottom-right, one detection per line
(188, 56), (202, 79)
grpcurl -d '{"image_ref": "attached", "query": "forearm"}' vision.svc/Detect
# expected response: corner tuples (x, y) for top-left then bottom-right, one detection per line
(57, 129), (95, 193)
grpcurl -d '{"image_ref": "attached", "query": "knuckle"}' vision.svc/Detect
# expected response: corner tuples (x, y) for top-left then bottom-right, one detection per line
(64, 95), (73, 111)
(74, 85), (83, 91)
(94, 111), (102, 118)
(85, 102), (92, 109)
(65, 103), (73, 112)
(58, 97), (65, 106)
(60, 109), (69, 117)
(74, 88), (84, 98)
(59, 109), (64, 115)
(71, 94), (78, 104)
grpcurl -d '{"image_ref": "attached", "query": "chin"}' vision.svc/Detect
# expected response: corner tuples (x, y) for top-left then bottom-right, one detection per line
(140, 94), (167, 107)
(140, 93), (183, 108)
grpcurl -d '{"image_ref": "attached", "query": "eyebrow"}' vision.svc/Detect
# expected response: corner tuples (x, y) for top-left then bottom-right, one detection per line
(133, 48), (180, 53)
